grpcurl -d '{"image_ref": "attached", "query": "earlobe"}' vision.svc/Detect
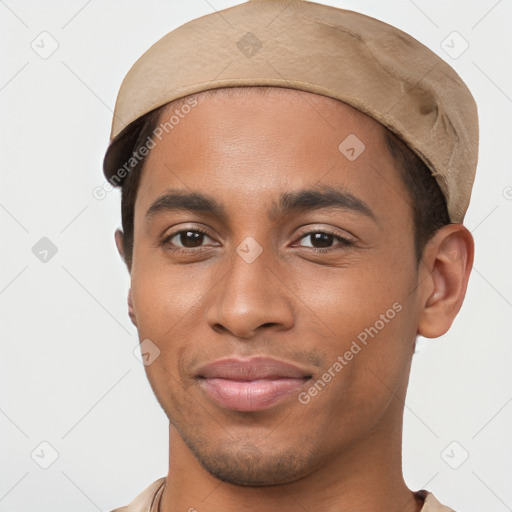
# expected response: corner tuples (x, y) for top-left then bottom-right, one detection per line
(417, 225), (474, 339)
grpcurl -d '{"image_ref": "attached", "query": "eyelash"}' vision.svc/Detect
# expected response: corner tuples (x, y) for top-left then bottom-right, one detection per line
(294, 228), (354, 253)
(161, 227), (354, 255)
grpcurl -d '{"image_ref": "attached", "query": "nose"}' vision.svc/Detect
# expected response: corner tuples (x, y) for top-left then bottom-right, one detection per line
(204, 249), (295, 339)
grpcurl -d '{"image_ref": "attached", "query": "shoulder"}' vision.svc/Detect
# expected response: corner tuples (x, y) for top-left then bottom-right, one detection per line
(416, 490), (457, 512)
(110, 477), (166, 512)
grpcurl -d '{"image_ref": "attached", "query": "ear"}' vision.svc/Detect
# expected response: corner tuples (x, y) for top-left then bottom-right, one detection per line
(115, 229), (137, 326)
(115, 228), (126, 263)
(417, 224), (474, 338)
(127, 287), (137, 327)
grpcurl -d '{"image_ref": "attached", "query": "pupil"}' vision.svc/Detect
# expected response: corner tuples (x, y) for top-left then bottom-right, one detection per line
(181, 231), (203, 248)
(311, 233), (333, 248)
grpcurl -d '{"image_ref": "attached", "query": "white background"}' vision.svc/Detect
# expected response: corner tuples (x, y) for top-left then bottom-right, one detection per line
(0, 1), (511, 510)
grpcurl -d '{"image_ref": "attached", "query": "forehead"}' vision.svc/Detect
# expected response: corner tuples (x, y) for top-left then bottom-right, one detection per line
(134, 87), (412, 227)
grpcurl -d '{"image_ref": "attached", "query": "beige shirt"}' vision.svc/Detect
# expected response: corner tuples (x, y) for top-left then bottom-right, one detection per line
(110, 478), (456, 512)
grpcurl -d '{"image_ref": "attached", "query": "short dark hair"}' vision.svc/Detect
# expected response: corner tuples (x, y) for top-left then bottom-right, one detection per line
(116, 90), (450, 269)
(383, 129), (451, 261)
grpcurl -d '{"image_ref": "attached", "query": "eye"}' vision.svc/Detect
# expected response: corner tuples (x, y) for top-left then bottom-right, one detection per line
(294, 229), (354, 253)
(162, 227), (218, 252)
(160, 227), (355, 255)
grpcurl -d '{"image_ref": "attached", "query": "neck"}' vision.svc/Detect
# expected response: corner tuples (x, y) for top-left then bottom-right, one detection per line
(159, 388), (423, 512)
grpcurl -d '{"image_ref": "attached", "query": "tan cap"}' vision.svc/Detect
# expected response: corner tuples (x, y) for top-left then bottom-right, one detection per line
(103, 0), (479, 222)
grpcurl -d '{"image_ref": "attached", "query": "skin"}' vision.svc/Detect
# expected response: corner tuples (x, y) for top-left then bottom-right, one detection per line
(115, 87), (474, 512)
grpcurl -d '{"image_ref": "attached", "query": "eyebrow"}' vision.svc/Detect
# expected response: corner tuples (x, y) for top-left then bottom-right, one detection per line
(145, 185), (376, 223)
(146, 190), (228, 221)
(270, 185), (376, 222)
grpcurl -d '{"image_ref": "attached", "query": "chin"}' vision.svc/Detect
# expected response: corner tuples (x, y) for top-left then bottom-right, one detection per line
(183, 432), (317, 486)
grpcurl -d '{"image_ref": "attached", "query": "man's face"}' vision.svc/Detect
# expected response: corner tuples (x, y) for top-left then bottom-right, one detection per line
(128, 88), (423, 485)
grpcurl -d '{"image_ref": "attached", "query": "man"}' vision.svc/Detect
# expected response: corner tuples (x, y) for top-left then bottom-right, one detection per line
(103, 1), (478, 510)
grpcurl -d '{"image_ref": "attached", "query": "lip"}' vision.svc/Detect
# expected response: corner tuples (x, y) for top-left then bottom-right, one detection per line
(196, 356), (312, 412)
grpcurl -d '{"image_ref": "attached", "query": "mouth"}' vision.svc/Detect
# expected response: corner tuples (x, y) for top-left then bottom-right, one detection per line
(196, 356), (312, 412)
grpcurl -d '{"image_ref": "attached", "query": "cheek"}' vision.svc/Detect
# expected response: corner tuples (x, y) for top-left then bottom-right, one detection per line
(298, 253), (418, 407)
(130, 255), (211, 339)
(129, 261), (209, 407)
(295, 245), (415, 332)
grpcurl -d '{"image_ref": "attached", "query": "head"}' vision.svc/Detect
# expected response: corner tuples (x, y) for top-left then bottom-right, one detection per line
(113, 86), (473, 485)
